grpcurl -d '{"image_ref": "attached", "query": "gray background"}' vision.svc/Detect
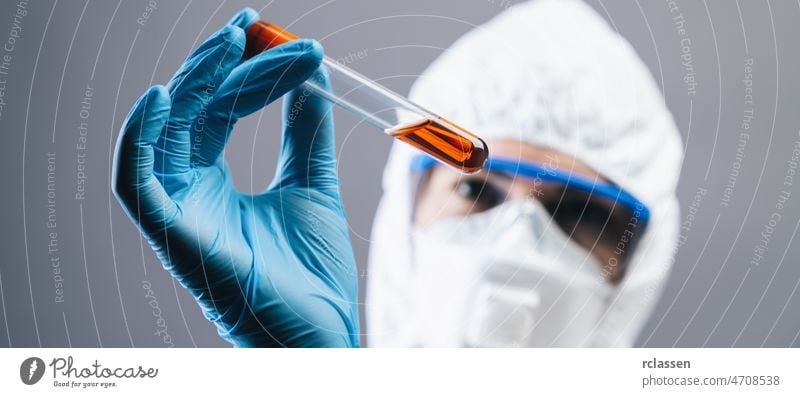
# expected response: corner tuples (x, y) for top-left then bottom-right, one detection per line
(0, 0), (798, 347)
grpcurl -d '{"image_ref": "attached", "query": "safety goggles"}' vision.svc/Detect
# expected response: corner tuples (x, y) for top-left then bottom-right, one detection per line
(411, 155), (650, 274)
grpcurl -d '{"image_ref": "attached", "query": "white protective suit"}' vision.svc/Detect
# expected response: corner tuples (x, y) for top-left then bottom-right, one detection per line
(366, 0), (683, 347)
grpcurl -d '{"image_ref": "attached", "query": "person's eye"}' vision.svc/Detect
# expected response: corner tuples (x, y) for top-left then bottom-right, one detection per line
(454, 178), (503, 211)
(548, 191), (613, 234)
(576, 200), (613, 230)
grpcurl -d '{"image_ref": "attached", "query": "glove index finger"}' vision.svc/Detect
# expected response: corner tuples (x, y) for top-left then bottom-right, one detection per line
(156, 25), (245, 177)
(227, 7), (259, 31)
(191, 39), (323, 167)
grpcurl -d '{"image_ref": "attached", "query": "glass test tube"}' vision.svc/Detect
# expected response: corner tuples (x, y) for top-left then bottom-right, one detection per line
(243, 20), (489, 174)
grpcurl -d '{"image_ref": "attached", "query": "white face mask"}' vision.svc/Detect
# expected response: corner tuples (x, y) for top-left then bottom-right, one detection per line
(409, 200), (614, 347)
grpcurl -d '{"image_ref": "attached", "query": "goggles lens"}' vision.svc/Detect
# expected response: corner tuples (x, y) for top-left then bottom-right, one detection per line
(411, 155), (650, 276)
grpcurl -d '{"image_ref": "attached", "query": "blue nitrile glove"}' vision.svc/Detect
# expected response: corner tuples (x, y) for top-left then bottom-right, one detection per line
(112, 8), (359, 347)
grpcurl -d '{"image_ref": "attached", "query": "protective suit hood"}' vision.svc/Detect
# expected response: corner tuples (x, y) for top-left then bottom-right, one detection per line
(367, 0), (682, 347)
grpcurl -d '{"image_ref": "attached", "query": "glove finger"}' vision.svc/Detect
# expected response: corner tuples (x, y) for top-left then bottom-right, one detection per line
(155, 25), (244, 178)
(227, 7), (259, 31)
(191, 39), (322, 167)
(270, 63), (338, 194)
(113, 86), (179, 231)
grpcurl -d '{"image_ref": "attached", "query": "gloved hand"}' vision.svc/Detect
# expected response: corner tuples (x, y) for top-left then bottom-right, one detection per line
(112, 8), (359, 347)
